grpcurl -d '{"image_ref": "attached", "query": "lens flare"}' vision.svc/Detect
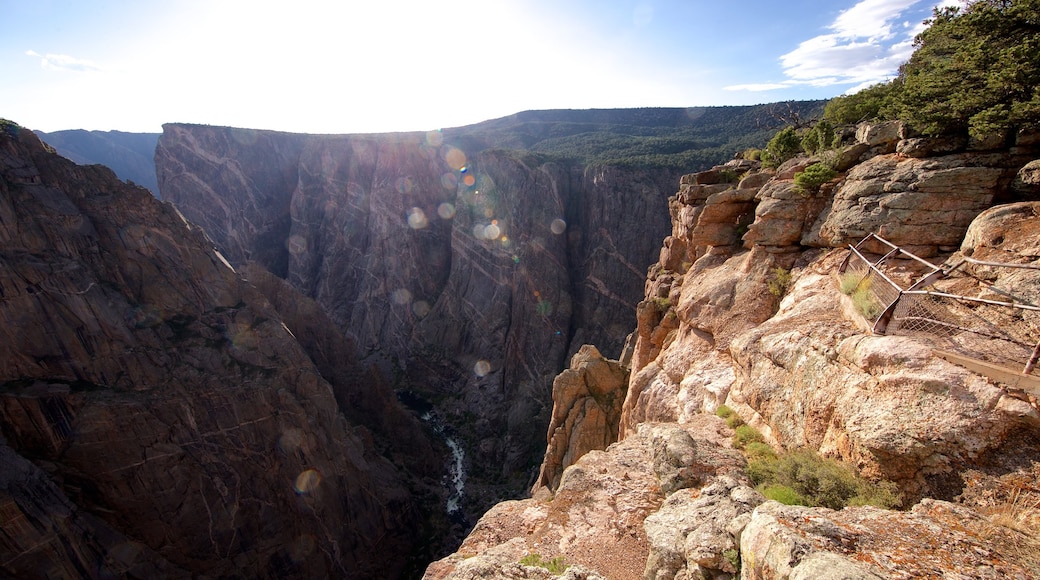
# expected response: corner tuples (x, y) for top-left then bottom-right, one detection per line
(407, 207), (428, 229)
(287, 235), (308, 255)
(444, 147), (466, 171)
(294, 469), (322, 494)
(426, 130), (444, 147)
(441, 173), (458, 190)
(550, 219), (567, 235)
(396, 177), (416, 194)
(537, 300), (553, 316)
(413, 300), (430, 317)
(473, 360), (491, 377)
(278, 429), (303, 454)
(438, 202), (456, 219)
(462, 174), (476, 187)
(392, 288), (412, 305)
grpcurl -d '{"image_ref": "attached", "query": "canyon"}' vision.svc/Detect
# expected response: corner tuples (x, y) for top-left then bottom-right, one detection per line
(3, 106), (1039, 578)
(429, 122), (1040, 578)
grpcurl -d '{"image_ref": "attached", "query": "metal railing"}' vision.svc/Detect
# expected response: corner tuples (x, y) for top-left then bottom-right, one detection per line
(839, 233), (1040, 376)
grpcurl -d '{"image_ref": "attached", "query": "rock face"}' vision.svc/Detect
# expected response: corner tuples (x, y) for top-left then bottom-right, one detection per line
(430, 122), (1040, 578)
(532, 345), (629, 495)
(424, 417), (746, 580)
(0, 124), (439, 578)
(155, 123), (682, 513)
(742, 499), (1037, 579)
(35, 129), (161, 196)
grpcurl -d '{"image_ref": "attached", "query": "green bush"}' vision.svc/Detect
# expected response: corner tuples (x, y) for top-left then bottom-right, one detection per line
(760, 483), (808, 506)
(839, 271), (865, 295)
(742, 148), (763, 161)
(747, 449), (901, 510)
(715, 404), (735, 419)
(768, 267), (793, 297)
(726, 414), (745, 428)
(800, 120), (835, 155)
(520, 554), (568, 574)
(793, 163), (838, 195)
(883, 0), (1040, 139)
(762, 126), (801, 167)
(733, 425), (765, 449)
(823, 83), (896, 124)
(723, 548), (741, 572)
(744, 441), (778, 462)
(718, 168), (744, 183)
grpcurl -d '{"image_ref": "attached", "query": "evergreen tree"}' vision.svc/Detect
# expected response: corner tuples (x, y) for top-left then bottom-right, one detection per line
(883, 0), (1040, 138)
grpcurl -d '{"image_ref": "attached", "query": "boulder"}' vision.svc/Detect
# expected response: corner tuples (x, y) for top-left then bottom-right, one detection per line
(643, 476), (763, 580)
(1011, 159), (1040, 197)
(741, 500), (1037, 578)
(533, 345), (629, 494)
(896, 135), (967, 158)
(855, 121), (905, 148)
(804, 153), (1012, 253)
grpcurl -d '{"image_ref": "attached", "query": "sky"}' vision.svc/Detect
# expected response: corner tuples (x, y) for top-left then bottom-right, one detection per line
(2, 0), (962, 135)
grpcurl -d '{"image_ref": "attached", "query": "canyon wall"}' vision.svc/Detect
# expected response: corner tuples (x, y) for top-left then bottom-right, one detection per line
(155, 124), (682, 509)
(0, 123), (441, 578)
(427, 123), (1040, 578)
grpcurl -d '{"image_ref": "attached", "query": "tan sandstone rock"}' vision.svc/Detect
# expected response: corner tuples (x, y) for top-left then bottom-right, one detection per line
(741, 499), (1038, 579)
(533, 345), (629, 494)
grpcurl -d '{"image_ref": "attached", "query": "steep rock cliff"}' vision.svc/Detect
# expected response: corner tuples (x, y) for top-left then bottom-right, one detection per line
(155, 124), (682, 513)
(429, 123), (1040, 578)
(0, 123), (438, 578)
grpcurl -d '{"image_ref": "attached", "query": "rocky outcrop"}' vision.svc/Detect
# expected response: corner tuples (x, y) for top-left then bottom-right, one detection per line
(0, 123), (438, 578)
(425, 417), (745, 580)
(532, 345), (628, 495)
(805, 152), (1026, 256)
(431, 121), (1040, 578)
(642, 475), (763, 579)
(155, 123), (682, 515)
(741, 499), (1037, 578)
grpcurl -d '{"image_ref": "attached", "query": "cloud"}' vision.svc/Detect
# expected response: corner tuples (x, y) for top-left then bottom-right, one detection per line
(728, 0), (955, 93)
(26, 50), (103, 73)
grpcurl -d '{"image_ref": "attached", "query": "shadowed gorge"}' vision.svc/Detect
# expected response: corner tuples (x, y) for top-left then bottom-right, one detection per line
(153, 104), (821, 518)
(0, 122), (443, 578)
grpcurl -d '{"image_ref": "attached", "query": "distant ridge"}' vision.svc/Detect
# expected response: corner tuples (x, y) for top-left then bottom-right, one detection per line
(35, 129), (160, 195)
(33, 101), (826, 201)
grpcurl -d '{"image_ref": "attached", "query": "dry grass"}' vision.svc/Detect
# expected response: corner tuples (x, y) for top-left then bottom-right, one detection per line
(983, 488), (1040, 572)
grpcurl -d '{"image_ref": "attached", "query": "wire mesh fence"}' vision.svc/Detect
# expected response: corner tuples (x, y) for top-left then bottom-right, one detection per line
(839, 234), (1040, 377)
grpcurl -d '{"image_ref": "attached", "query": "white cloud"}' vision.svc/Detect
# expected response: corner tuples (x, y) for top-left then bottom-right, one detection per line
(25, 50), (103, 73)
(728, 0), (958, 94)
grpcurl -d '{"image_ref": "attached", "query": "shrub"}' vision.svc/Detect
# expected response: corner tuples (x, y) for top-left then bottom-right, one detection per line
(793, 163), (838, 195)
(853, 288), (882, 320)
(718, 168), (744, 183)
(520, 554), (568, 574)
(744, 441), (778, 462)
(747, 449), (901, 510)
(723, 548), (741, 572)
(823, 83), (896, 124)
(760, 483), (808, 506)
(839, 271), (865, 295)
(768, 267), (792, 297)
(733, 425), (765, 449)
(653, 296), (672, 311)
(715, 404), (735, 419)
(762, 126), (801, 167)
(800, 120), (835, 155)
(742, 148), (763, 161)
